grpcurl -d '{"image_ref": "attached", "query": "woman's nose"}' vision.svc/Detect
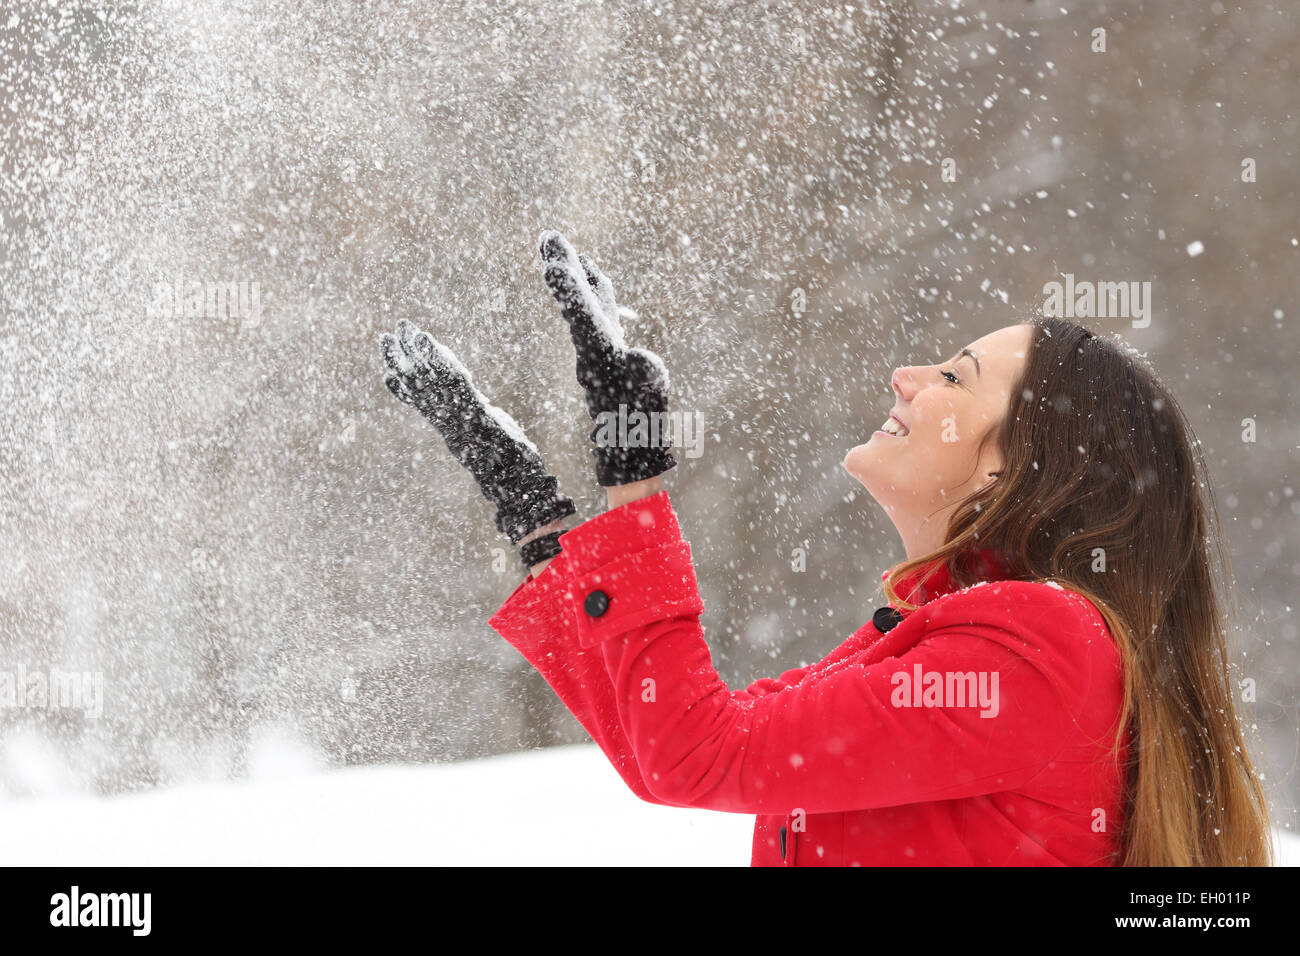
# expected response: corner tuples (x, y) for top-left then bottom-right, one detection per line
(891, 367), (916, 401)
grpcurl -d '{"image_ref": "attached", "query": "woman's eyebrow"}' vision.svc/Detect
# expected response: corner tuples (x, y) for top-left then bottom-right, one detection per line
(957, 348), (982, 378)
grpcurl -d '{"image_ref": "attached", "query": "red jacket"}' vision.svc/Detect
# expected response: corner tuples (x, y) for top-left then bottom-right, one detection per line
(489, 491), (1130, 866)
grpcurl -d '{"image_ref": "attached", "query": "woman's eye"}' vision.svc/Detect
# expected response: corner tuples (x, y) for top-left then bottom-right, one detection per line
(941, 369), (960, 384)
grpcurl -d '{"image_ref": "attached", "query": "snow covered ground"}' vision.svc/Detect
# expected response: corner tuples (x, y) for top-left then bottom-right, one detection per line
(1, 743), (1295, 866)
(0, 744), (751, 865)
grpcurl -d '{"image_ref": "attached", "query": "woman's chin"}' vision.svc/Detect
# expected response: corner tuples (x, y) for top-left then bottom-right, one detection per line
(842, 441), (878, 484)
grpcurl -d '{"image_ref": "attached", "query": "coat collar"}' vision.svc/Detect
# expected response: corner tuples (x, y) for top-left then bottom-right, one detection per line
(881, 548), (1014, 610)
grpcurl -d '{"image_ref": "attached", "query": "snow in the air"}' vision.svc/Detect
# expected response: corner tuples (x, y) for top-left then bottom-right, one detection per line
(0, 0), (1296, 866)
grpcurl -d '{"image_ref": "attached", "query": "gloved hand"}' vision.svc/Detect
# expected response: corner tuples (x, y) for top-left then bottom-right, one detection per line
(539, 231), (676, 487)
(380, 319), (575, 551)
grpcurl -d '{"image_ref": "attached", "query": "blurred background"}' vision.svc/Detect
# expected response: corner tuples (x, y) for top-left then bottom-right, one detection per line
(1, 0), (1297, 836)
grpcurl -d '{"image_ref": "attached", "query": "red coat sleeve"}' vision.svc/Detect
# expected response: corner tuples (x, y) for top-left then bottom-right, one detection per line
(487, 501), (697, 807)
(532, 492), (1093, 816)
(487, 498), (881, 805)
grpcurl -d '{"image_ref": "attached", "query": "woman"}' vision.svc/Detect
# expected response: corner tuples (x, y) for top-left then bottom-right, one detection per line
(380, 231), (1271, 866)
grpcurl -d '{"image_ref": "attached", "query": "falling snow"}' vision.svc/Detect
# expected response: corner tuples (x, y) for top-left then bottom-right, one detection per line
(0, 0), (1296, 855)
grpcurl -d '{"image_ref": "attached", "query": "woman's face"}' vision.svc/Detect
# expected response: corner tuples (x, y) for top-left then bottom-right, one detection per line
(844, 323), (1034, 558)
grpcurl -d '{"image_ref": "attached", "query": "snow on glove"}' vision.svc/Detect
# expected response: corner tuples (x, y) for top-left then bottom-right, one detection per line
(539, 230), (676, 487)
(380, 319), (575, 544)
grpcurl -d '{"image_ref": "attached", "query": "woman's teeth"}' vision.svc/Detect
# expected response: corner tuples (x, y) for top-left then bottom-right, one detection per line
(880, 417), (908, 436)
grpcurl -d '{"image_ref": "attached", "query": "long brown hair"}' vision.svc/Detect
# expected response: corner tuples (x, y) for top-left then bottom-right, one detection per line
(883, 318), (1272, 866)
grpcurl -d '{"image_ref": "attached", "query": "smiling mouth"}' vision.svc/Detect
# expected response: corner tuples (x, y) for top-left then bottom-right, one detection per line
(877, 414), (909, 437)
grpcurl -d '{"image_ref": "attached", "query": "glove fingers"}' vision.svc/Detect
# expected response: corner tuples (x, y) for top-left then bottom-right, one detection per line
(540, 230), (626, 350)
(543, 262), (626, 364)
(538, 229), (579, 269)
(626, 347), (670, 393)
(578, 253), (619, 317)
(384, 372), (415, 405)
(414, 331), (472, 389)
(410, 329), (441, 371)
(379, 319), (572, 538)
(381, 332), (414, 377)
(395, 318), (426, 366)
(382, 325), (482, 428)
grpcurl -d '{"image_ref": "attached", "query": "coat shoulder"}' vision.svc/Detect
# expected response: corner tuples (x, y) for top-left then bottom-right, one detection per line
(923, 577), (1113, 643)
(918, 580), (1125, 754)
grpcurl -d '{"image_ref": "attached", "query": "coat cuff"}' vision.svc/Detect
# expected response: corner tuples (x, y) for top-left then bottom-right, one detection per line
(489, 491), (704, 650)
(554, 491), (682, 576)
(557, 493), (702, 647)
(561, 540), (705, 648)
(487, 552), (571, 651)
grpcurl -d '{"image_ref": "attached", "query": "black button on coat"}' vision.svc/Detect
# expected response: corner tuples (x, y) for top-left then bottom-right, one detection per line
(872, 606), (903, 633)
(584, 589), (610, 617)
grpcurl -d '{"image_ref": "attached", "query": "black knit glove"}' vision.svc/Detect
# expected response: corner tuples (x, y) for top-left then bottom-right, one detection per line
(539, 231), (676, 487)
(380, 319), (575, 545)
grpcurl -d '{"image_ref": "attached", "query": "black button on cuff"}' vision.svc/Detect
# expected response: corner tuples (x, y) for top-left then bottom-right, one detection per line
(584, 589), (610, 617)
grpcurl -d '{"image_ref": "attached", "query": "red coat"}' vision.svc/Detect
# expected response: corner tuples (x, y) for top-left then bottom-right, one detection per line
(489, 492), (1130, 866)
